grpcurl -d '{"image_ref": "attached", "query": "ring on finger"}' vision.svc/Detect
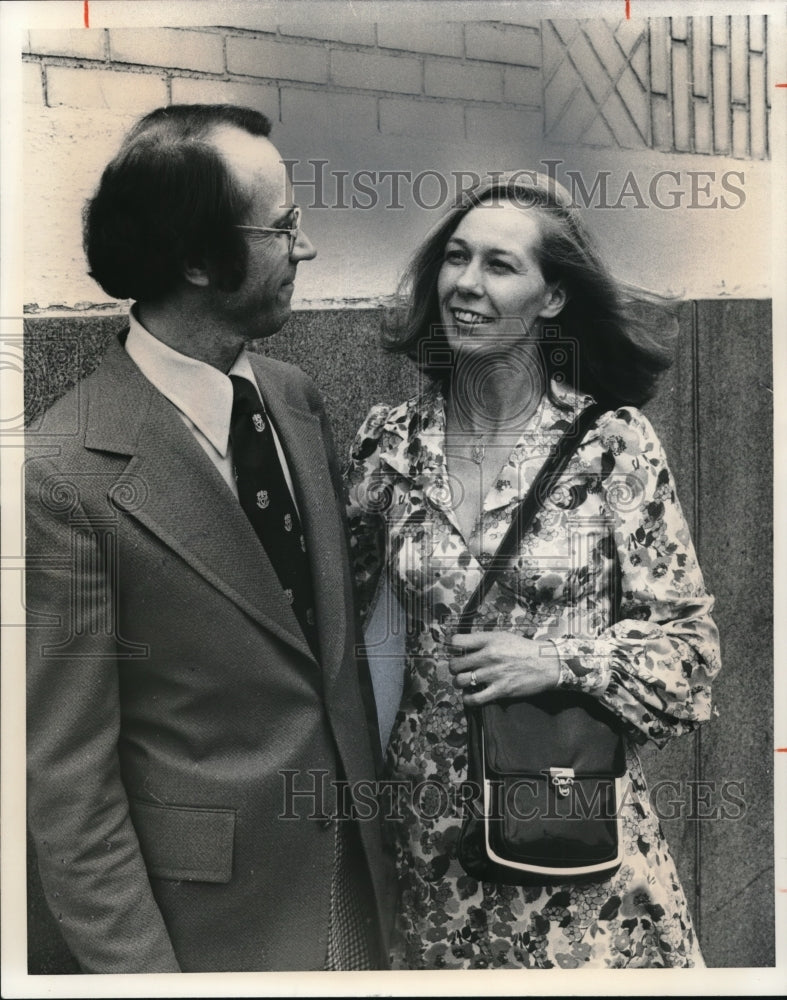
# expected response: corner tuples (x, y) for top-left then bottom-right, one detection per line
(470, 670), (478, 687)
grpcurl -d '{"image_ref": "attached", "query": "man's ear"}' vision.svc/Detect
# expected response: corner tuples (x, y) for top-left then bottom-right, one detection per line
(539, 283), (567, 319)
(183, 257), (211, 288)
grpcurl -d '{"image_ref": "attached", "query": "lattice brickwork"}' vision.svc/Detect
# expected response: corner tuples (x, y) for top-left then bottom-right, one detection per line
(544, 16), (771, 159)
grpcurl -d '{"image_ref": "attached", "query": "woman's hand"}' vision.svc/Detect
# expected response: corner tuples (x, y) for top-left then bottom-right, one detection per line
(446, 631), (560, 705)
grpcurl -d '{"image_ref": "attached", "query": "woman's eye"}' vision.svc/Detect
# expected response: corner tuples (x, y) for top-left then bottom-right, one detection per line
(488, 259), (513, 272)
(444, 249), (466, 263)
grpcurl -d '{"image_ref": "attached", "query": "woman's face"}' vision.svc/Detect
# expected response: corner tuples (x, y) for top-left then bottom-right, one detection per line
(436, 200), (564, 356)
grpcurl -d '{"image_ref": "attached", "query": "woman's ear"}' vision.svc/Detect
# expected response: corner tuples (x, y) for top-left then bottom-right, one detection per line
(539, 283), (567, 319)
(183, 257), (210, 288)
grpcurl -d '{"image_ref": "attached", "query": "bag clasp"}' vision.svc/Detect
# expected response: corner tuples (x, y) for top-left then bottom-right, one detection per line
(549, 767), (575, 797)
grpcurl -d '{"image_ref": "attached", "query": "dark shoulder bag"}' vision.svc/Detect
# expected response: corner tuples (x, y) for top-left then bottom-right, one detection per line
(455, 403), (627, 886)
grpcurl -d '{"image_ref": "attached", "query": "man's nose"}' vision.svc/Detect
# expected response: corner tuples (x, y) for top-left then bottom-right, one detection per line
(291, 228), (317, 261)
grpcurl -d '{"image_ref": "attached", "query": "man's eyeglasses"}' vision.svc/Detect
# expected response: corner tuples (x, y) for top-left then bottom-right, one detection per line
(234, 206), (302, 256)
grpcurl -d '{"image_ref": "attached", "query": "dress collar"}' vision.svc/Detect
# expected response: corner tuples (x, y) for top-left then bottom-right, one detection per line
(378, 378), (596, 511)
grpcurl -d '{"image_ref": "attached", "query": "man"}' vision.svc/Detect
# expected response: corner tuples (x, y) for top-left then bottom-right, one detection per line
(25, 104), (392, 973)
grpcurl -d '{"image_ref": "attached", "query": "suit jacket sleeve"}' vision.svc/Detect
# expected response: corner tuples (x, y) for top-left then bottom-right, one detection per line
(25, 454), (180, 973)
(300, 376), (385, 776)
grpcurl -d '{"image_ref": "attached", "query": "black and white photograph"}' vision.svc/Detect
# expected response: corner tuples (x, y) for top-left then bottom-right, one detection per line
(1, 0), (784, 996)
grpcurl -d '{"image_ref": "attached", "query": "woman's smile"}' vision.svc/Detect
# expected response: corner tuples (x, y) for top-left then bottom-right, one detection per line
(449, 307), (494, 328)
(437, 201), (565, 353)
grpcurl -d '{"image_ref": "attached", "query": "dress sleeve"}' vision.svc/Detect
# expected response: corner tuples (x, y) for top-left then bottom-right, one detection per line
(343, 404), (393, 622)
(552, 408), (722, 748)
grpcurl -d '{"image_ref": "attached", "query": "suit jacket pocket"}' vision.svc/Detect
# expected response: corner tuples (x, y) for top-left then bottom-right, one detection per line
(129, 799), (236, 884)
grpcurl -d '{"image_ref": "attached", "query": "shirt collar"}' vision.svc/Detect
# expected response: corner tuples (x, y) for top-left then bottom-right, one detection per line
(125, 309), (261, 458)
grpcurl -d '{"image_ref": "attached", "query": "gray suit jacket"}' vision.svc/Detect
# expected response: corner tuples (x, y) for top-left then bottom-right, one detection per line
(25, 334), (393, 972)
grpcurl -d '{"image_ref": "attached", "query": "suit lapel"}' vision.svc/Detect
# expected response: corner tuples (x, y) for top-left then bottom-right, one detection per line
(84, 337), (315, 663)
(249, 354), (349, 685)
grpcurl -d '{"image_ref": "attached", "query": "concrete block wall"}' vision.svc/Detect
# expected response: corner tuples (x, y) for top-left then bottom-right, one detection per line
(25, 18), (769, 158)
(21, 20), (544, 129)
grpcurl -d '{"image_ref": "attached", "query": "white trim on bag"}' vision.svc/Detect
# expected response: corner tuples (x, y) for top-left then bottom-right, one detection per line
(481, 736), (625, 878)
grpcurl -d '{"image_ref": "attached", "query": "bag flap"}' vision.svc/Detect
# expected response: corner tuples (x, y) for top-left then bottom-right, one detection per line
(481, 692), (625, 777)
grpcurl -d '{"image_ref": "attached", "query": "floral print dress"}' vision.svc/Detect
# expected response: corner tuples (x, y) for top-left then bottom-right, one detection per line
(345, 378), (722, 970)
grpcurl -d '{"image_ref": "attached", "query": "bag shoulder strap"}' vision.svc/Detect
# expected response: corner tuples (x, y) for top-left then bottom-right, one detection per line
(456, 401), (605, 634)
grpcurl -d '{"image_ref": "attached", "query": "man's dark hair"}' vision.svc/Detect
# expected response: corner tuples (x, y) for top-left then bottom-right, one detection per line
(83, 104), (272, 302)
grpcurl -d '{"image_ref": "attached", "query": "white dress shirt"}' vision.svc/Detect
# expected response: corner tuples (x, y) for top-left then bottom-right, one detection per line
(125, 310), (298, 505)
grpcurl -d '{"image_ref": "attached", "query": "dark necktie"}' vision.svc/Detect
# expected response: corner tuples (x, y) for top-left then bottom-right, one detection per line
(229, 375), (319, 658)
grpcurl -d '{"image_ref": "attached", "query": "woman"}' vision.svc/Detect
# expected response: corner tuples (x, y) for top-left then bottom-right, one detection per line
(345, 172), (721, 969)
